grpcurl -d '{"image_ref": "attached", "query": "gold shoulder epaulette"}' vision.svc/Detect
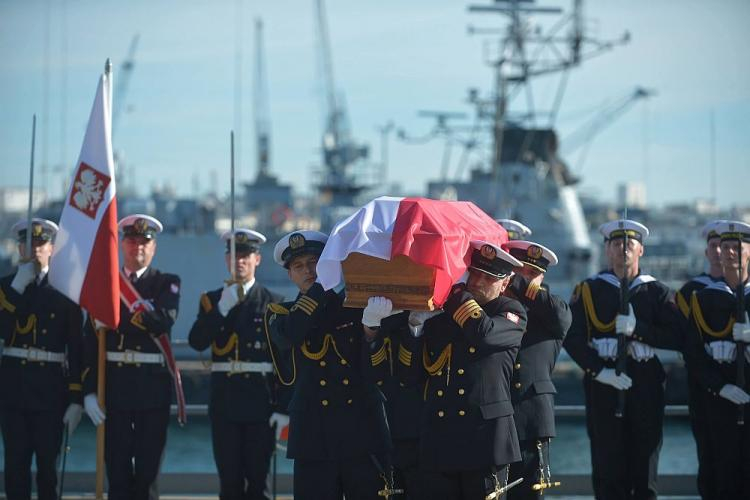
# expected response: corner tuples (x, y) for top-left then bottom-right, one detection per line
(267, 303), (290, 315)
(200, 293), (213, 314)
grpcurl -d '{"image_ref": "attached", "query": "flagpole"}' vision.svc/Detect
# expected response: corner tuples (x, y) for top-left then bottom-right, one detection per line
(26, 115), (37, 262)
(94, 58), (113, 500)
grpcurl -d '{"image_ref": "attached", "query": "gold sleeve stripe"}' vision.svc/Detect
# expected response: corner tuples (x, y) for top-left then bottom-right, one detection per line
(454, 301), (482, 327)
(525, 281), (541, 300)
(69, 383), (82, 391)
(0, 288), (16, 313)
(297, 296), (318, 310)
(676, 292), (690, 318)
(690, 292), (733, 338)
(267, 303), (290, 315)
(371, 345), (387, 366)
(398, 345), (412, 366)
(200, 293), (213, 313)
(291, 302), (314, 315)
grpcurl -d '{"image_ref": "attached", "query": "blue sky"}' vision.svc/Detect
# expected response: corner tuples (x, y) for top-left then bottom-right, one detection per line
(1, 0), (748, 208)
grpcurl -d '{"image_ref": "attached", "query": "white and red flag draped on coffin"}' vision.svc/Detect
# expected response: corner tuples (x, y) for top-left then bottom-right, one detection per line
(317, 196), (508, 308)
(49, 65), (120, 328)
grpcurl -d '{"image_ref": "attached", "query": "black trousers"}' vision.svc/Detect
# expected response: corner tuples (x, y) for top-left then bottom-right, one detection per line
(105, 406), (170, 500)
(584, 375), (663, 500)
(293, 455), (384, 500)
(507, 438), (551, 500)
(420, 465), (510, 500)
(392, 438), (425, 500)
(687, 377), (717, 500)
(0, 408), (63, 500)
(210, 414), (274, 500)
(704, 394), (750, 499)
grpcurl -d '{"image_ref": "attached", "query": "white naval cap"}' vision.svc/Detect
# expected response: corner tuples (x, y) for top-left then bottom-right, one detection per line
(495, 219), (532, 240)
(273, 230), (328, 268)
(598, 219), (649, 242)
(11, 218), (59, 242)
(715, 220), (750, 243)
(503, 240), (559, 273)
(221, 229), (267, 253)
(700, 220), (726, 241)
(468, 240), (524, 279)
(118, 214), (163, 239)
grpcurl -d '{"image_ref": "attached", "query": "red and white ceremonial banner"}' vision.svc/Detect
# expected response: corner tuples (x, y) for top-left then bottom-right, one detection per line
(317, 196), (508, 307)
(49, 66), (119, 328)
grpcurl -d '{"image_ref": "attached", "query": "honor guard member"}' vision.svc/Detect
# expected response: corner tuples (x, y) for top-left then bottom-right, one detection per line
(400, 241), (528, 499)
(188, 229), (283, 500)
(359, 300), (432, 499)
(264, 231), (391, 500)
(675, 220), (724, 500)
(563, 219), (683, 500)
(496, 219), (533, 241)
(683, 220), (750, 499)
(82, 214), (181, 500)
(0, 219), (84, 500)
(503, 240), (571, 500)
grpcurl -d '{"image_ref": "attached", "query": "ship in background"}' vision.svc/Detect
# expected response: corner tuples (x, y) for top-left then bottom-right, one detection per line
(398, 0), (649, 289)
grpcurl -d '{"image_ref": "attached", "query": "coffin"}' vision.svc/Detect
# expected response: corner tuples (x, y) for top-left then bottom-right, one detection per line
(342, 252), (437, 310)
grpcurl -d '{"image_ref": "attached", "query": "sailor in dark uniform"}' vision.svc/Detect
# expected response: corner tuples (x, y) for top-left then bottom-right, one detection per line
(399, 240), (528, 499)
(188, 229), (283, 500)
(684, 220), (750, 499)
(563, 219), (683, 500)
(675, 220), (724, 500)
(0, 219), (84, 500)
(82, 214), (181, 500)
(502, 240), (571, 500)
(264, 231), (391, 500)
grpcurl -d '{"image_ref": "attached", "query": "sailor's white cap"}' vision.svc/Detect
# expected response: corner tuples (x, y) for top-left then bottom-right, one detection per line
(715, 220), (750, 243)
(503, 240), (559, 272)
(495, 219), (532, 240)
(273, 230), (328, 268)
(221, 229), (267, 253)
(598, 219), (649, 242)
(118, 214), (163, 239)
(701, 220), (726, 241)
(11, 218), (59, 242)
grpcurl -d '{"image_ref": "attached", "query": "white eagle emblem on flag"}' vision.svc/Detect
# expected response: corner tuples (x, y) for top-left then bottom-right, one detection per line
(69, 162), (111, 219)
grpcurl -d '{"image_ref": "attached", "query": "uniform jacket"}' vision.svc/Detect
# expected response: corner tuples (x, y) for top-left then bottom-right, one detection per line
(564, 270), (682, 384)
(684, 279), (750, 396)
(188, 282), (282, 422)
(401, 286), (528, 471)
(0, 273), (83, 411)
(82, 266), (180, 411)
(505, 275), (572, 440)
(265, 283), (390, 460)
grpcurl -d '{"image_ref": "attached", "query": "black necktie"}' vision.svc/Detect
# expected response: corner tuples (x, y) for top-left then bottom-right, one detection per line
(129, 272), (138, 284)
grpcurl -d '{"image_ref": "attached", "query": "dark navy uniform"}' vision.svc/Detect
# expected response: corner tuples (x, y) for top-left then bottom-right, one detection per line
(564, 271), (682, 500)
(266, 282), (391, 500)
(0, 273), (83, 500)
(401, 285), (527, 499)
(676, 273), (720, 500)
(82, 266), (180, 500)
(684, 280), (750, 499)
(364, 312), (425, 498)
(188, 282), (282, 500)
(505, 275), (571, 500)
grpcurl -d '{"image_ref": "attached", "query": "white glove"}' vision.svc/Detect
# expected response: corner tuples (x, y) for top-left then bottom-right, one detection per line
(615, 304), (636, 337)
(718, 384), (750, 405)
(84, 393), (106, 426)
(627, 341), (655, 362)
(594, 368), (632, 390)
(592, 338), (618, 359)
(62, 403), (83, 434)
(269, 412), (290, 440)
(11, 261), (36, 293)
(93, 319), (107, 330)
(407, 310), (442, 337)
(732, 321), (750, 343)
(362, 297), (402, 327)
(707, 341), (736, 363)
(218, 285), (240, 316)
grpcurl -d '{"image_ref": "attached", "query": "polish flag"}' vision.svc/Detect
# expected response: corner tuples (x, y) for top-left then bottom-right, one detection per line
(49, 64), (119, 328)
(317, 196), (508, 307)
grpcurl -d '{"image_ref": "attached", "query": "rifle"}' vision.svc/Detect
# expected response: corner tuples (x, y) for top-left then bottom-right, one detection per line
(615, 219), (629, 418)
(734, 223), (746, 426)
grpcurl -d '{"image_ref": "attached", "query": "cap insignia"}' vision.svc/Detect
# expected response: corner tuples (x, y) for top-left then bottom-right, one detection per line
(527, 245), (543, 259)
(289, 233), (305, 249)
(480, 244), (496, 260)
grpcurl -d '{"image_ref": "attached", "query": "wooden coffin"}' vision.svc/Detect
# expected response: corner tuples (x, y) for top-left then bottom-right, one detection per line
(341, 252), (436, 311)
